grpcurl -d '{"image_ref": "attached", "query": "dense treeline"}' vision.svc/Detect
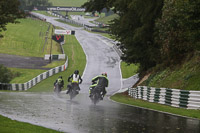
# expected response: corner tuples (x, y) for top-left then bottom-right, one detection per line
(19, 0), (52, 10)
(155, 0), (200, 65)
(82, 0), (200, 74)
(0, 0), (24, 37)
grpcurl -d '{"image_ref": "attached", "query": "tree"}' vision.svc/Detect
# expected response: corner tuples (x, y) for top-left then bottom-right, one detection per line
(82, 0), (164, 72)
(82, 0), (114, 13)
(154, 0), (200, 65)
(0, 0), (24, 37)
(19, 0), (52, 10)
(0, 65), (13, 83)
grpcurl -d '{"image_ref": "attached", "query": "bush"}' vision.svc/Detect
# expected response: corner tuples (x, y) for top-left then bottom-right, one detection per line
(0, 65), (13, 83)
(154, 0), (200, 65)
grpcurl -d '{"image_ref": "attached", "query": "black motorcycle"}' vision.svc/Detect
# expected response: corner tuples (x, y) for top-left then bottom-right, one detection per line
(90, 86), (103, 105)
(54, 83), (62, 94)
(66, 82), (80, 100)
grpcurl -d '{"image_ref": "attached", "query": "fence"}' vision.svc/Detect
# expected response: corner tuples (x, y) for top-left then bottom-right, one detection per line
(128, 86), (200, 110)
(0, 57), (68, 91)
(60, 18), (85, 27)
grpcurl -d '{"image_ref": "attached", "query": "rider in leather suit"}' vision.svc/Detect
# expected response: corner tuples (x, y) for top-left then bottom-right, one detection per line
(89, 72), (109, 99)
(66, 70), (82, 94)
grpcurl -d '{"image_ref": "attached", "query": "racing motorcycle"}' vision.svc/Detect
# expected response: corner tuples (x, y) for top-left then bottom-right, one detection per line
(90, 85), (104, 105)
(66, 82), (80, 100)
(54, 83), (62, 94)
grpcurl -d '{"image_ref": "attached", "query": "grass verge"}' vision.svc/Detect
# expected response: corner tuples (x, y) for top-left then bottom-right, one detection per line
(110, 93), (200, 120)
(120, 62), (139, 78)
(55, 19), (82, 27)
(95, 14), (119, 25)
(0, 115), (62, 133)
(0, 18), (61, 57)
(141, 53), (200, 91)
(8, 60), (65, 84)
(27, 35), (86, 92)
(59, 11), (85, 17)
(9, 68), (46, 83)
(33, 11), (54, 17)
(1, 34), (86, 90)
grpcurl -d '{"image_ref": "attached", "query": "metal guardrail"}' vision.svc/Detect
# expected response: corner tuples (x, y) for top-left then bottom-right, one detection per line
(59, 17), (85, 27)
(29, 12), (47, 21)
(128, 86), (200, 110)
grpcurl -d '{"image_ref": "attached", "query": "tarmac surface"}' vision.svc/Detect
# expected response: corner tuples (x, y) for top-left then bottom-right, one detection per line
(1, 92), (199, 133)
(0, 53), (50, 70)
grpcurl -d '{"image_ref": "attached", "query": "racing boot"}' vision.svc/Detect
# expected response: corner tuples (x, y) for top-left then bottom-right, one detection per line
(89, 89), (92, 97)
(100, 93), (104, 100)
(100, 95), (103, 100)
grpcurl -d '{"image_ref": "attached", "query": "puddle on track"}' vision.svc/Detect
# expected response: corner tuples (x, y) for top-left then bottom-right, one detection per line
(0, 92), (200, 133)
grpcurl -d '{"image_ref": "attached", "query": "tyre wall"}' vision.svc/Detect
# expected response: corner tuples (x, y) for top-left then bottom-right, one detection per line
(128, 86), (200, 110)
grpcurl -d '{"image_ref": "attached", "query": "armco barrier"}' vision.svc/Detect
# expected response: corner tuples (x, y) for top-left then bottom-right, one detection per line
(128, 86), (200, 110)
(59, 17), (84, 27)
(0, 57), (68, 91)
(44, 54), (65, 60)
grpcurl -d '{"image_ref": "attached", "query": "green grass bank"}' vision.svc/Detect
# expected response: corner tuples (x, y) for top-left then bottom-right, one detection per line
(111, 53), (200, 120)
(141, 53), (200, 91)
(0, 18), (61, 57)
(49, 0), (87, 7)
(95, 14), (119, 25)
(110, 93), (200, 119)
(121, 62), (139, 78)
(0, 115), (62, 133)
(27, 35), (86, 92)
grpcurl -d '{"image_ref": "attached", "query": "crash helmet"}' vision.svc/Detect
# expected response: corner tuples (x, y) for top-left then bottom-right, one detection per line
(74, 70), (79, 74)
(102, 72), (107, 77)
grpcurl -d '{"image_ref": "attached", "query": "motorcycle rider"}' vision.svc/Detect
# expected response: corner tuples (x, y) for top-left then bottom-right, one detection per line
(54, 76), (64, 91)
(89, 72), (109, 100)
(89, 80), (97, 96)
(66, 70), (83, 94)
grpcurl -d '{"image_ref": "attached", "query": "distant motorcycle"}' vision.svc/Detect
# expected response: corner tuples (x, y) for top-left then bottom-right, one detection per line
(54, 83), (62, 94)
(66, 82), (80, 100)
(90, 86), (103, 105)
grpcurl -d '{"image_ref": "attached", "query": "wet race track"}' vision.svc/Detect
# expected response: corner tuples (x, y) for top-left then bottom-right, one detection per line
(0, 92), (199, 133)
(0, 13), (200, 133)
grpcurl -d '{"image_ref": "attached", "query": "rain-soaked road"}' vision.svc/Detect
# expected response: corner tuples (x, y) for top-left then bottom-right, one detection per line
(0, 13), (200, 133)
(0, 92), (199, 133)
